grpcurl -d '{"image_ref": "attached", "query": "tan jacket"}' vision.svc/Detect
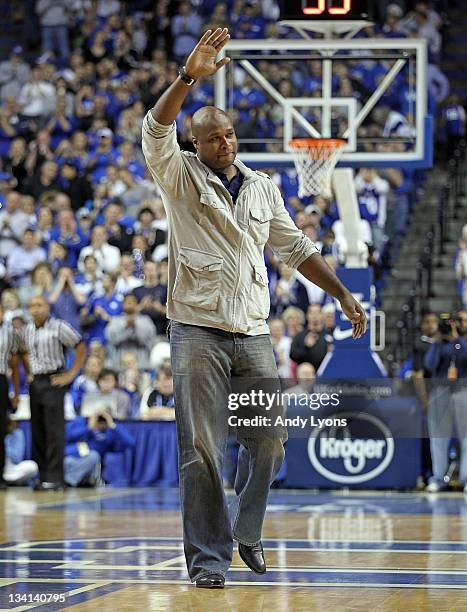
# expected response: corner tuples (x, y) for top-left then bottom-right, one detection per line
(141, 112), (319, 335)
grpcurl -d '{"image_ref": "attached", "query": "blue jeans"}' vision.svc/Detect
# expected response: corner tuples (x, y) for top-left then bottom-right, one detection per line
(169, 321), (286, 581)
(41, 25), (70, 61)
(428, 386), (467, 485)
(64, 451), (101, 487)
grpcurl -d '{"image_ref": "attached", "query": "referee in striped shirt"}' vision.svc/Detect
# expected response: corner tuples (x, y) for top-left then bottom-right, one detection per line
(0, 304), (21, 489)
(21, 296), (86, 491)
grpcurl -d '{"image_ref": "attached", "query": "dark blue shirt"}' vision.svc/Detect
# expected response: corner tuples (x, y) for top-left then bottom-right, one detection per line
(424, 337), (467, 379)
(215, 170), (244, 203)
(50, 288), (82, 332)
(132, 284), (168, 334)
(146, 390), (175, 408)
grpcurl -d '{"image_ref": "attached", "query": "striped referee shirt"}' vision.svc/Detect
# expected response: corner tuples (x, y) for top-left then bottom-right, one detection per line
(20, 317), (81, 375)
(0, 322), (19, 375)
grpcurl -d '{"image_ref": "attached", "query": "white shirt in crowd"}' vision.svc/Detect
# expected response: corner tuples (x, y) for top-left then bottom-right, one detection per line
(78, 243), (121, 274)
(114, 275), (143, 296)
(18, 80), (56, 117)
(332, 219), (372, 245)
(0, 209), (30, 258)
(273, 334), (293, 379)
(383, 111), (416, 139)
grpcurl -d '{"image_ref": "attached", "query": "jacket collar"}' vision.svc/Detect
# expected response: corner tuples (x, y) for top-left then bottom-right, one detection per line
(199, 156), (259, 188)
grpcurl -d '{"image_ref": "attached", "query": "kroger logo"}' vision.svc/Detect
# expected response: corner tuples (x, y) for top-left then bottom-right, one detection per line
(307, 412), (395, 484)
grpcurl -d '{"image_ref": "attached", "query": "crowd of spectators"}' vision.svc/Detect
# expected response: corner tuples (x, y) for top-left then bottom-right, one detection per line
(0, 0), (461, 439)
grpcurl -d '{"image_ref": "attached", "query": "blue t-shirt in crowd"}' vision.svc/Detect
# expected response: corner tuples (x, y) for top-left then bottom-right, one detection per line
(49, 227), (89, 268)
(65, 416), (135, 458)
(444, 104), (466, 136)
(358, 185), (385, 225)
(84, 293), (123, 343)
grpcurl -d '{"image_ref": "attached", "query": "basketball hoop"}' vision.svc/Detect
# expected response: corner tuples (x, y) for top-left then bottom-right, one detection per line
(289, 138), (346, 199)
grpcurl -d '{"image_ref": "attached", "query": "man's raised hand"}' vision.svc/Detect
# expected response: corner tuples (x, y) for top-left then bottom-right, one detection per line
(185, 28), (230, 79)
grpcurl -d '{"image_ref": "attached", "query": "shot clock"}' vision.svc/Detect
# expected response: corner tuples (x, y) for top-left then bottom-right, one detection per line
(279, 0), (373, 21)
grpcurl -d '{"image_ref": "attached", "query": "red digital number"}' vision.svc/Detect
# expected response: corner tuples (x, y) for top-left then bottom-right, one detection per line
(328, 0), (352, 15)
(302, 0), (352, 15)
(302, 0), (326, 15)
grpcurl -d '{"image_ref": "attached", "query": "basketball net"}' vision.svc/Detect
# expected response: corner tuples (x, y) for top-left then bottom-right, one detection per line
(289, 138), (346, 199)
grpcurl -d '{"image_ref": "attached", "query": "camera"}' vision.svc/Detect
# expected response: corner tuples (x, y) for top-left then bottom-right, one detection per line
(439, 313), (459, 337)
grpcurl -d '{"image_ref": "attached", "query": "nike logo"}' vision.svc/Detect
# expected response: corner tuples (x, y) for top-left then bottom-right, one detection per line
(333, 327), (354, 341)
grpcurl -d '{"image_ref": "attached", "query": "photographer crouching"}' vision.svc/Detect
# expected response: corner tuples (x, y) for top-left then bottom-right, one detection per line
(424, 309), (467, 492)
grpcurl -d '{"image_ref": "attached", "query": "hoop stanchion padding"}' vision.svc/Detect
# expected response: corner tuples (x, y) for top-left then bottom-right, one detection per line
(289, 138), (346, 198)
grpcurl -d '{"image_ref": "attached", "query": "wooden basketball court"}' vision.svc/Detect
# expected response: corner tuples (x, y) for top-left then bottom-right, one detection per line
(0, 488), (466, 611)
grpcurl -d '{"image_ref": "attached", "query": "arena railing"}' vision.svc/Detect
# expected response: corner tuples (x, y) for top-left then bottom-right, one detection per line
(395, 225), (435, 367)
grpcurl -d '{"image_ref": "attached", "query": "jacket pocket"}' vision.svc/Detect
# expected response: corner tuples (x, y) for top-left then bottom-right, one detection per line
(248, 264), (270, 320)
(172, 247), (223, 311)
(200, 191), (226, 209)
(248, 206), (273, 245)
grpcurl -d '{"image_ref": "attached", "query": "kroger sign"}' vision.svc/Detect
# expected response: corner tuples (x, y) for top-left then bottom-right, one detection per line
(307, 412), (395, 484)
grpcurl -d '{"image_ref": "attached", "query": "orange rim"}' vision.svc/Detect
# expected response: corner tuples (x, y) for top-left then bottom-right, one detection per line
(289, 138), (346, 149)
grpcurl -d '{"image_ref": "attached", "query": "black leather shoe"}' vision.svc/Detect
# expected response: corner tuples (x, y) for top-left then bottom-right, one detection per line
(238, 542), (266, 574)
(50, 483), (66, 492)
(33, 481), (66, 492)
(195, 573), (225, 588)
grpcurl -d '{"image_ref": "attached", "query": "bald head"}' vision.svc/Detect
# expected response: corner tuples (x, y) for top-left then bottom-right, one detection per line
(191, 106), (237, 172)
(29, 295), (48, 307)
(191, 106), (231, 136)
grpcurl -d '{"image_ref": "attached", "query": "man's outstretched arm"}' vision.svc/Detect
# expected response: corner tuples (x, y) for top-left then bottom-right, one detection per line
(267, 184), (367, 340)
(151, 28), (231, 125)
(298, 254), (367, 339)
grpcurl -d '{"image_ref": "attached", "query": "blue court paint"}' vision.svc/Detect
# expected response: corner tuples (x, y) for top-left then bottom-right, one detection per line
(38, 489), (467, 516)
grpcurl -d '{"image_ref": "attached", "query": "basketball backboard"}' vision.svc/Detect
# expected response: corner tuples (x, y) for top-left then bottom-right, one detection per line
(214, 37), (432, 169)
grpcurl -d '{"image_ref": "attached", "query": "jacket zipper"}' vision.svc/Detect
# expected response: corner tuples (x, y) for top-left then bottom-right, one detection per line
(230, 232), (245, 332)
